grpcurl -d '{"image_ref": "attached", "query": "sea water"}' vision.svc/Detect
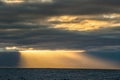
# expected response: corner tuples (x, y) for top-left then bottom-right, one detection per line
(0, 69), (120, 80)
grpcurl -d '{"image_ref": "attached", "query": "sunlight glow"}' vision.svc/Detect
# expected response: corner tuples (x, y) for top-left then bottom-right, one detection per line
(47, 15), (120, 31)
(20, 50), (86, 53)
(40, 0), (53, 3)
(5, 46), (18, 50)
(103, 14), (120, 19)
(26, 0), (54, 3)
(1, 0), (54, 4)
(18, 50), (118, 68)
(2, 0), (24, 4)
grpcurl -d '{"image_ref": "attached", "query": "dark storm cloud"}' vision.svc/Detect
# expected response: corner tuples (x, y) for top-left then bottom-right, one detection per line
(0, 0), (120, 50)
(0, 0), (119, 27)
(0, 0), (119, 24)
(93, 0), (120, 6)
(0, 0), (120, 23)
(53, 0), (120, 14)
(0, 3), (51, 23)
(0, 24), (40, 29)
(0, 24), (120, 50)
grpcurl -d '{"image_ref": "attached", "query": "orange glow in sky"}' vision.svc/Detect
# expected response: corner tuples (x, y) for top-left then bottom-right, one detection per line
(18, 50), (118, 69)
(2, 0), (24, 3)
(53, 20), (108, 31)
(48, 15), (120, 31)
(1, 0), (54, 4)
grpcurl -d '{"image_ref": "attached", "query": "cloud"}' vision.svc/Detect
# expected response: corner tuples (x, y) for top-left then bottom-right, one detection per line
(0, 0), (119, 27)
(0, 0), (120, 20)
(0, 0), (120, 50)
(0, 23), (120, 50)
(52, 0), (120, 14)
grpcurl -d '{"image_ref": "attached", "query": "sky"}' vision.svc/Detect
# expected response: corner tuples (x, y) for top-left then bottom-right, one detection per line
(0, 0), (120, 68)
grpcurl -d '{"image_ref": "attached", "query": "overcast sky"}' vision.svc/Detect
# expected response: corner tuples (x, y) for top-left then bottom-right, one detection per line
(0, 0), (120, 68)
(0, 0), (120, 51)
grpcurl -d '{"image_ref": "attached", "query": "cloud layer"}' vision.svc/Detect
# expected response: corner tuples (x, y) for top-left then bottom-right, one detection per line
(0, 0), (120, 50)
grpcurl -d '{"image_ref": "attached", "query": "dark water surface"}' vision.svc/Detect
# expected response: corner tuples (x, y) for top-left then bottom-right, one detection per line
(0, 69), (120, 80)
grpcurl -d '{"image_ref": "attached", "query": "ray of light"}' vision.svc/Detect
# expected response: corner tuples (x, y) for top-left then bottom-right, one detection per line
(18, 50), (119, 69)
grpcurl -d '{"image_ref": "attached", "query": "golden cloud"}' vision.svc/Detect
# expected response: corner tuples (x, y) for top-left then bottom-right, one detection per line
(2, 0), (24, 4)
(1, 0), (54, 4)
(47, 15), (120, 31)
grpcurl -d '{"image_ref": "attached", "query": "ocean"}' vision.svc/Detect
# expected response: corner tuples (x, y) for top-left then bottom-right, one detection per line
(0, 69), (120, 80)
